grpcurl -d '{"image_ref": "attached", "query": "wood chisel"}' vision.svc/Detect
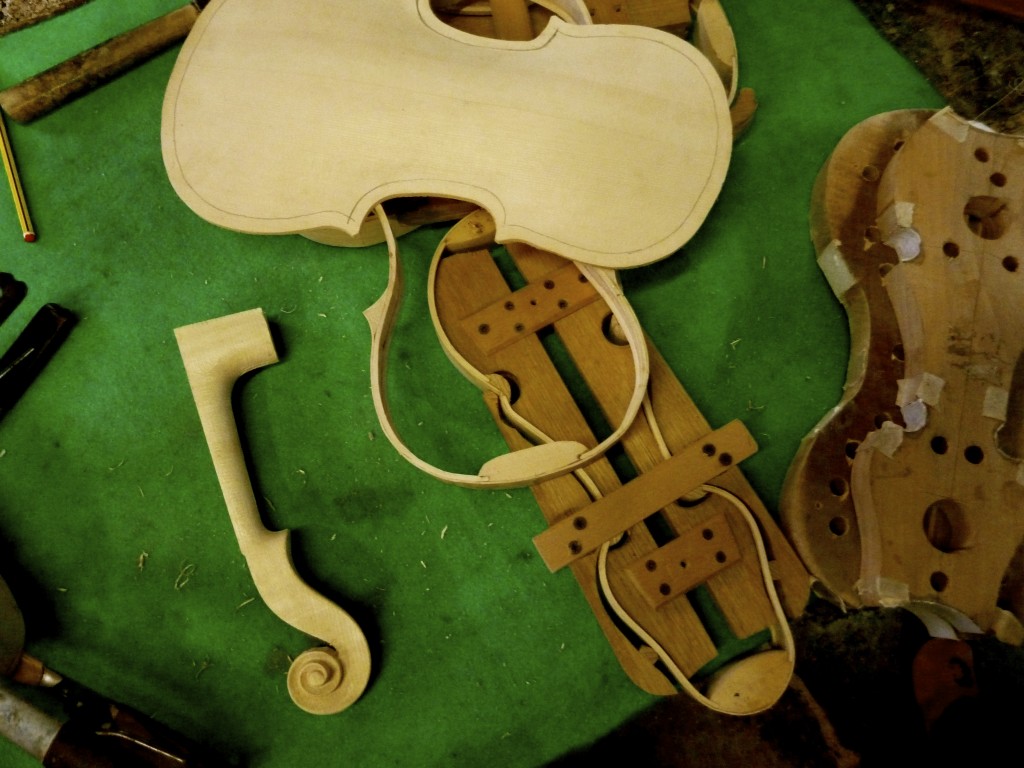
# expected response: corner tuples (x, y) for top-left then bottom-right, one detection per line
(0, 573), (228, 767)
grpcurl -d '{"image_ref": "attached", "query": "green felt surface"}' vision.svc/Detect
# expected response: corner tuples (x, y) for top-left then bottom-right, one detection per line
(0, 1), (943, 766)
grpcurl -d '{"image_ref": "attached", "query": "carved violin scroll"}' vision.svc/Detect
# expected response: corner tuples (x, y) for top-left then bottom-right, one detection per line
(175, 309), (371, 714)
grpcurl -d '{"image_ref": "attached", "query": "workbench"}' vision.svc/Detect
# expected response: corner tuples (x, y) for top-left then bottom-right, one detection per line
(1, 1), (995, 765)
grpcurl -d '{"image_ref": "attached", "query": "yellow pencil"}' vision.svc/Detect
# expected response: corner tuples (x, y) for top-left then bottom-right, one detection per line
(0, 111), (35, 243)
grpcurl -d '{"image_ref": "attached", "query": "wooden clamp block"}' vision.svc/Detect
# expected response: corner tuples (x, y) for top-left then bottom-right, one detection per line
(459, 262), (601, 355)
(533, 419), (757, 572)
(625, 511), (741, 609)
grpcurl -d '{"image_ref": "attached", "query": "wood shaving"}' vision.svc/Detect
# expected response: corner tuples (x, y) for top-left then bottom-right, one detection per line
(174, 562), (196, 590)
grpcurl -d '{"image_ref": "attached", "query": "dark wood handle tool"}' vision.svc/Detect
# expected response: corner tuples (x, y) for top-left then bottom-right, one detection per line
(0, 303), (75, 420)
(1, 574), (229, 767)
(0, 1), (207, 123)
(1, 676), (231, 768)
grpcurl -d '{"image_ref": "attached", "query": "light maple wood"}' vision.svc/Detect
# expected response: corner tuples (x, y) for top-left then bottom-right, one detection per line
(161, 0), (731, 269)
(175, 309), (371, 714)
(691, 0), (736, 101)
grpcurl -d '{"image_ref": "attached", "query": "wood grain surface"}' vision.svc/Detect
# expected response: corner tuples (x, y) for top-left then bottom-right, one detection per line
(161, 0), (732, 269)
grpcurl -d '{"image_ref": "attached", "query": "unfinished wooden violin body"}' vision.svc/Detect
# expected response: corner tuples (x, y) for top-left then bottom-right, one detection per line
(163, 0), (795, 712)
(782, 109), (1024, 642)
(162, 0), (731, 268)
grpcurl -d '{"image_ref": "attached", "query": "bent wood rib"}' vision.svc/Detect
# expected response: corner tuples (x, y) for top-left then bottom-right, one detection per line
(175, 308), (371, 715)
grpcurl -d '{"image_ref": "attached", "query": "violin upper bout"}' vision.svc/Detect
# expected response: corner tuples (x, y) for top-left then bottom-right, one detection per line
(161, 0), (731, 268)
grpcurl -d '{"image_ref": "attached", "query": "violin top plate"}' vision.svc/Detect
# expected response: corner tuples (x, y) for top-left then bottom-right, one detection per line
(161, 0), (731, 268)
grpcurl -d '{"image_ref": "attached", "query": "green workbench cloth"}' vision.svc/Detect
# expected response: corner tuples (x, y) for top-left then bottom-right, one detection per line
(0, 1), (943, 766)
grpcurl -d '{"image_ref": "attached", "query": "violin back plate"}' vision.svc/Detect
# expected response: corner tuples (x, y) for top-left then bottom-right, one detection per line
(783, 108), (1024, 637)
(864, 110), (1024, 630)
(161, 0), (731, 268)
(780, 110), (932, 608)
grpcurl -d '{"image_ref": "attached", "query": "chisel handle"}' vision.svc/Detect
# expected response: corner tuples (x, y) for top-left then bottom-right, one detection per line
(0, 3), (200, 123)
